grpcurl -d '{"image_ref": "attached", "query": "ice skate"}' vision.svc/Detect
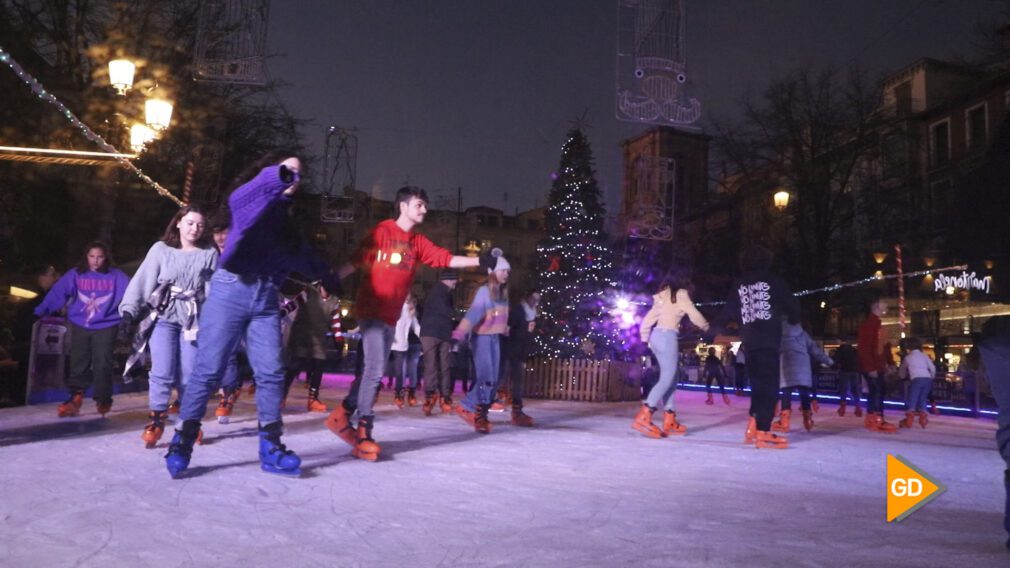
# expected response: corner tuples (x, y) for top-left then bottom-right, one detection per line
(422, 392), (438, 416)
(57, 392), (83, 418)
(743, 416), (757, 444)
(96, 400), (112, 417)
(306, 396), (328, 413)
(167, 399), (180, 415)
(351, 416), (380, 461)
(917, 411), (929, 429)
(877, 413), (898, 432)
(705, 393), (714, 405)
(142, 410), (168, 449)
(407, 388), (417, 407)
(899, 411), (915, 429)
(164, 421), (201, 479)
(837, 401), (847, 416)
(439, 396), (453, 414)
(755, 430), (788, 449)
(455, 404), (477, 427)
(811, 399), (820, 414)
(215, 390), (238, 424)
(722, 393), (731, 406)
(854, 406), (863, 418)
(928, 401), (939, 415)
(324, 403), (357, 447)
(511, 405), (534, 427)
(474, 405), (492, 434)
(802, 409), (814, 431)
(258, 422), (301, 476)
(631, 404), (665, 439)
(662, 410), (687, 436)
(393, 390), (405, 409)
(772, 409), (791, 433)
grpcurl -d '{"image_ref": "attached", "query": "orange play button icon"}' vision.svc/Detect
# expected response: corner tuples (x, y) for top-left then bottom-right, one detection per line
(887, 454), (946, 522)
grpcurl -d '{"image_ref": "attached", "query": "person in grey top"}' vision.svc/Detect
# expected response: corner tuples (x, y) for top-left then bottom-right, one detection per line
(119, 204), (218, 449)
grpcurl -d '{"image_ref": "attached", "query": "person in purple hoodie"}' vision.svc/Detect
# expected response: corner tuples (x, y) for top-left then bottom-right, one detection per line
(34, 241), (129, 418)
(164, 151), (341, 479)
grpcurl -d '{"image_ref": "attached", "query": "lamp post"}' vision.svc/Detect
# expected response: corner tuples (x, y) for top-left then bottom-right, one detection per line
(773, 190), (790, 211)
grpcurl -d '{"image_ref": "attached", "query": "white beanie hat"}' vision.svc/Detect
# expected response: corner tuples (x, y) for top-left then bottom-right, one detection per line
(489, 247), (511, 272)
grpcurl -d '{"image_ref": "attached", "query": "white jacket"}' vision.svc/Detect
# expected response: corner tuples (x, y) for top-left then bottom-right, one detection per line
(899, 350), (935, 380)
(392, 302), (421, 352)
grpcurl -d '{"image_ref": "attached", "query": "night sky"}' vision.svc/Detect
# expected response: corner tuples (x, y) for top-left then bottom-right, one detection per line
(266, 0), (1007, 214)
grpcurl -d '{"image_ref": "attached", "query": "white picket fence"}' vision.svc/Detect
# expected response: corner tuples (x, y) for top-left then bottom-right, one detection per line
(522, 358), (642, 402)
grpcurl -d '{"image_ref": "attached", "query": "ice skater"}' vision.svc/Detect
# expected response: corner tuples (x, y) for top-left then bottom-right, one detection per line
(710, 245), (799, 449)
(324, 186), (492, 461)
(282, 281), (337, 413)
(35, 241), (130, 418)
(451, 249), (511, 434)
(833, 340), (863, 417)
(702, 347), (730, 406)
(977, 316), (1010, 549)
(857, 294), (898, 433)
(390, 294), (422, 409)
(773, 318), (833, 433)
(499, 288), (540, 427)
(633, 274), (709, 438)
(119, 205), (218, 448)
(897, 337), (935, 429)
(164, 151), (340, 478)
(419, 270), (459, 416)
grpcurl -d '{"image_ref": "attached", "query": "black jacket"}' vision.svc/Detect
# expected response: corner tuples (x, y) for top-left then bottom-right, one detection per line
(834, 343), (859, 373)
(420, 282), (455, 341)
(712, 270), (799, 352)
(505, 300), (536, 358)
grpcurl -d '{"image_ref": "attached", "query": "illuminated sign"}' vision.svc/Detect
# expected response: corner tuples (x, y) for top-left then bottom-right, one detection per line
(934, 271), (990, 294)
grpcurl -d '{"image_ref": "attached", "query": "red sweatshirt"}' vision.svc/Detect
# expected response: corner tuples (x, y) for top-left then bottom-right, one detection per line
(856, 313), (885, 373)
(353, 220), (453, 326)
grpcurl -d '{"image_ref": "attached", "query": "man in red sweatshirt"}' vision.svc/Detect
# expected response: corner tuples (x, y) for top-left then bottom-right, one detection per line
(325, 186), (495, 461)
(857, 294), (897, 432)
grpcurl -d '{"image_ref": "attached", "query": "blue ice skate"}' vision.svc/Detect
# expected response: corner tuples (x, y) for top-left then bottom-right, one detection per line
(164, 421), (200, 479)
(259, 422), (301, 476)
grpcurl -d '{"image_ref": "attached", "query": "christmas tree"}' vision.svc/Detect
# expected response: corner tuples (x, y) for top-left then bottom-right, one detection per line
(533, 127), (617, 359)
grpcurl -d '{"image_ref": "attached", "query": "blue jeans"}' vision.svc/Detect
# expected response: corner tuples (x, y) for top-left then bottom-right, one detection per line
(148, 320), (197, 411)
(645, 329), (679, 411)
(461, 334), (500, 411)
(905, 377), (932, 412)
(863, 372), (886, 414)
(179, 269), (285, 427)
(979, 322), (1010, 466)
(392, 344), (422, 390)
(837, 371), (862, 409)
(345, 319), (394, 419)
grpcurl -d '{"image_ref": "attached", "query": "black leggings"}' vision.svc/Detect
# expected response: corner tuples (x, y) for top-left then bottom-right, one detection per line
(780, 386), (815, 411)
(704, 368), (727, 394)
(284, 357), (324, 397)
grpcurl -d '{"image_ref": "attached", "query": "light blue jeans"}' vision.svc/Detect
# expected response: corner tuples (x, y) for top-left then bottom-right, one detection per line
(460, 334), (500, 412)
(645, 329), (679, 411)
(905, 377), (932, 412)
(345, 318), (394, 420)
(179, 269), (285, 427)
(148, 320), (197, 411)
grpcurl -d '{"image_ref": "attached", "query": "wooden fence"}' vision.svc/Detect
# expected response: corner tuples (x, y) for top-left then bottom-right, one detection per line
(522, 358), (642, 402)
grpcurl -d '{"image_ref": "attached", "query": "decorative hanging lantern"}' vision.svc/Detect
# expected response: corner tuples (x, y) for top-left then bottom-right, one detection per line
(130, 123), (156, 152)
(773, 190), (790, 211)
(108, 59), (136, 95)
(145, 98), (174, 131)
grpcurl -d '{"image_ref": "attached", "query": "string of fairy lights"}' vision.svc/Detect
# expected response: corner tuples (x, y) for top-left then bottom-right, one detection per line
(0, 46), (183, 206)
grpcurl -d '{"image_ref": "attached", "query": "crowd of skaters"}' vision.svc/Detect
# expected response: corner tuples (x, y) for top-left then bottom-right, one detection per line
(9, 149), (1010, 548)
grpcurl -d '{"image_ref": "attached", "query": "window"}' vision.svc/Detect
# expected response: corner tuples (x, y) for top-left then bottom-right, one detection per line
(965, 103), (987, 153)
(894, 81), (912, 115)
(929, 119), (950, 167)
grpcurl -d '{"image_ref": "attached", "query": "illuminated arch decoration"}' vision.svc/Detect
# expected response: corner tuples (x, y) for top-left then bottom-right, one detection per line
(616, 0), (701, 126)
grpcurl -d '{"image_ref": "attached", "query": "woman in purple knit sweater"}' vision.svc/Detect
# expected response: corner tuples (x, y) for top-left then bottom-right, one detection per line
(165, 151), (339, 478)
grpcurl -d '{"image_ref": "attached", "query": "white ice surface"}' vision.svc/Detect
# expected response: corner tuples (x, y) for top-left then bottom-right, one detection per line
(0, 380), (1006, 568)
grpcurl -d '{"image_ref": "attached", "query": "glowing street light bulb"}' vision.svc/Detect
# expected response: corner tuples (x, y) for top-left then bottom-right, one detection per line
(130, 123), (156, 152)
(145, 98), (174, 131)
(108, 59), (136, 95)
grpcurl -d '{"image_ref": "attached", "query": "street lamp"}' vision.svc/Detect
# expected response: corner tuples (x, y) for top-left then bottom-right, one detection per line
(108, 59), (136, 95)
(130, 123), (156, 152)
(145, 98), (174, 131)
(773, 190), (790, 211)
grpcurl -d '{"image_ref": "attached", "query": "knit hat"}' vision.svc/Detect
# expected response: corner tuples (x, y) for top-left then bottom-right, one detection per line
(489, 248), (511, 272)
(439, 269), (459, 282)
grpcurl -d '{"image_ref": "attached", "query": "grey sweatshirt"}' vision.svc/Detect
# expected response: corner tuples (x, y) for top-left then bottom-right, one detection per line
(119, 242), (218, 326)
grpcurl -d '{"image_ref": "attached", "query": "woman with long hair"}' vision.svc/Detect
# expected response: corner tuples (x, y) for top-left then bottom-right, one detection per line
(34, 241), (130, 417)
(634, 273), (709, 438)
(119, 204), (218, 448)
(164, 150), (340, 478)
(452, 248), (511, 433)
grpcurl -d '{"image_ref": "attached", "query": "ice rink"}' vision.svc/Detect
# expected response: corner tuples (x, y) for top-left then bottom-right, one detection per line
(0, 376), (1006, 568)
